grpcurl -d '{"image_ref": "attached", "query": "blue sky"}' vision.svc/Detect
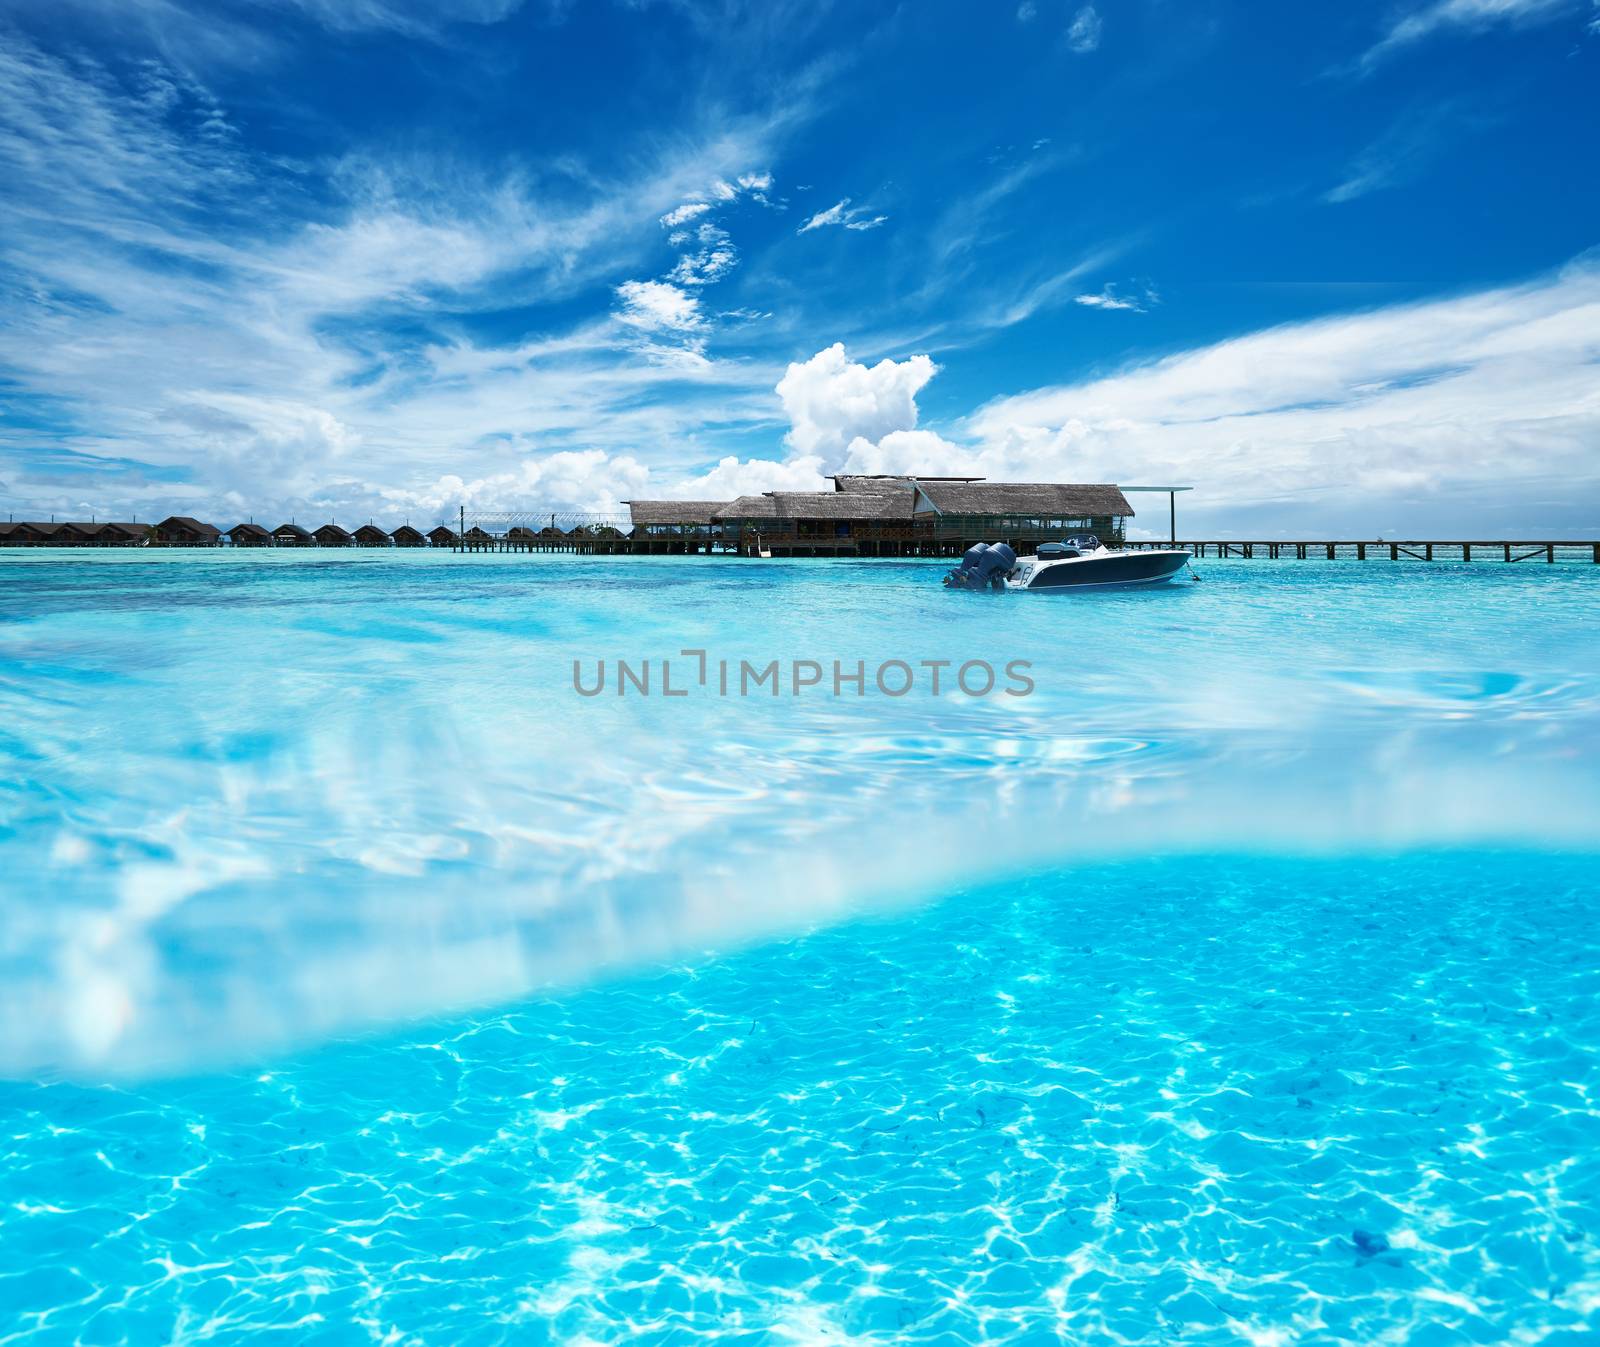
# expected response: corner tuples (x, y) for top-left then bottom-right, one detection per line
(0, 0), (1596, 535)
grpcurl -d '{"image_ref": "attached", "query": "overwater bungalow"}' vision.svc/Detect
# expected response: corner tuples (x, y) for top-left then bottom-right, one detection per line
(273, 523), (314, 547)
(313, 523), (353, 547)
(538, 525), (567, 539)
(226, 522), (272, 547)
(392, 525), (425, 548)
(8, 522), (66, 545)
(507, 526), (538, 543)
(96, 522), (148, 546)
(61, 522), (147, 546)
(353, 524), (391, 547)
(426, 525), (458, 547)
(152, 516), (222, 547)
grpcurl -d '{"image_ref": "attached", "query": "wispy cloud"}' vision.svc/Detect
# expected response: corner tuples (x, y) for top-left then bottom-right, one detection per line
(1324, 103), (1461, 203)
(959, 260), (1600, 531)
(1359, 0), (1573, 71)
(0, 31), (799, 519)
(1074, 282), (1155, 312)
(798, 197), (887, 233)
(660, 201), (711, 228)
(1066, 4), (1103, 53)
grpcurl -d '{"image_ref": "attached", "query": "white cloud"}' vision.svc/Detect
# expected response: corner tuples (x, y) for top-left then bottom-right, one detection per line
(775, 343), (937, 466)
(1074, 283), (1150, 312)
(798, 197), (888, 234)
(0, 32), (801, 523)
(840, 429), (972, 476)
(668, 221), (738, 286)
(960, 262), (1600, 531)
(660, 201), (711, 228)
(675, 453), (830, 499)
(1066, 4), (1103, 52)
(799, 199), (850, 232)
(736, 171), (773, 191)
(614, 279), (703, 331)
(1360, 0), (1571, 69)
(388, 448), (651, 517)
(1017, 1), (1038, 20)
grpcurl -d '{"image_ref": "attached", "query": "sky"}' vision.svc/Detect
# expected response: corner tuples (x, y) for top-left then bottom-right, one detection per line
(0, 0), (1597, 537)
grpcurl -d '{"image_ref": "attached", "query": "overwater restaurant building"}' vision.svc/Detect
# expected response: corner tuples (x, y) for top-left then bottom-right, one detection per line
(627, 475), (1135, 556)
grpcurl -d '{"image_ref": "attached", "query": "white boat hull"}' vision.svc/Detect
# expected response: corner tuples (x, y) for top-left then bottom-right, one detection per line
(1007, 547), (1192, 591)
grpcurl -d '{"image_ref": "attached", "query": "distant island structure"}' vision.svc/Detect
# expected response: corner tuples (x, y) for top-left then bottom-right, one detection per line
(2, 474), (1594, 563)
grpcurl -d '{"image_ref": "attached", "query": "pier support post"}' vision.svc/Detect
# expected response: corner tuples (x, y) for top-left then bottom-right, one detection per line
(1357, 543), (1366, 560)
(1547, 544), (1555, 564)
(1463, 543), (1471, 562)
(1390, 544), (1398, 561)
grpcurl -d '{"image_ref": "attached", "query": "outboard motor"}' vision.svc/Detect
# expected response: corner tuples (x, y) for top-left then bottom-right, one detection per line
(943, 541), (1017, 590)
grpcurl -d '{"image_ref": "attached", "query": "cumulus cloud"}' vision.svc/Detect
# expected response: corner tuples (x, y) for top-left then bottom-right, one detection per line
(1066, 4), (1103, 52)
(775, 343), (938, 466)
(387, 448), (651, 517)
(676, 453), (830, 499)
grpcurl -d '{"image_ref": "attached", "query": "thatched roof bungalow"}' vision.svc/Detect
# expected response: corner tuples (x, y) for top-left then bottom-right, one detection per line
(625, 501), (726, 536)
(152, 516), (222, 546)
(909, 481), (1133, 540)
(392, 524), (425, 547)
(273, 523), (314, 546)
(313, 523), (353, 547)
(353, 524), (391, 547)
(226, 522), (272, 547)
(713, 489), (915, 541)
(426, 525), (458, 547)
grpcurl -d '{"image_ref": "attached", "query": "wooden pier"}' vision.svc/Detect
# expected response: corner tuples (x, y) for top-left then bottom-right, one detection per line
(452, 534), (1599, 562)
(1122, 540), (1600, 564)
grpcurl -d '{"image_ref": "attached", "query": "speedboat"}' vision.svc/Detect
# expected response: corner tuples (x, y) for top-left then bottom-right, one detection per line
(944, 535), (1193, 591)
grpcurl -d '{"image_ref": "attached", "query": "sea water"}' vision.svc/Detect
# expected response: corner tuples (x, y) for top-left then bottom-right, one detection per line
(1, 551), (1597, 1344)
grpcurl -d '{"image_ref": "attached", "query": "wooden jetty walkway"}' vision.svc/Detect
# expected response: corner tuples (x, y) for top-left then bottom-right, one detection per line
(453, 532), (1600, 563)
(1122, 540), (1600, 564)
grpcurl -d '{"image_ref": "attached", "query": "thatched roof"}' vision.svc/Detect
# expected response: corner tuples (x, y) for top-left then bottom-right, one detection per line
(626, 500), (727, 527)
(714, 490), (915, 522)
(273, 523), (313, 540)
(831, 474), (983, 493)
(155, 515), (222, 538)
(227, 522), (271, 540)
(427, 525), (457, 541)
(314, 523), (353, 543)
(392, 525), (425, 543)
(912, 482), (1134, 517)
(353, 524), (391, 542)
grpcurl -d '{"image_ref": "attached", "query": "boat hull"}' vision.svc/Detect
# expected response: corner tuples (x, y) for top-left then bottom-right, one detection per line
(1011, 549), (1192, 591)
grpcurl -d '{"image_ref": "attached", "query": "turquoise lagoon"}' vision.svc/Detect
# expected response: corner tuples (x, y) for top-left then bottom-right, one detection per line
(1, 551), (1598, 1344)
